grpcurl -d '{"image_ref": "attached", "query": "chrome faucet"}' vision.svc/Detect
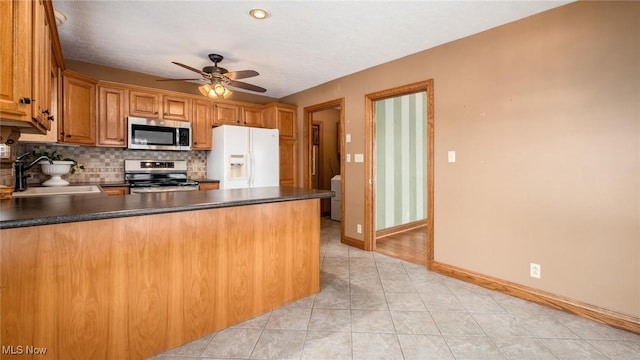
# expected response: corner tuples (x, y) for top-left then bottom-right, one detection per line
(14, 152), (53, 192)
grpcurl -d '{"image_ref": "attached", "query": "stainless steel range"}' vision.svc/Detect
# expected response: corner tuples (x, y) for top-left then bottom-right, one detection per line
(124, 159), (199, 193)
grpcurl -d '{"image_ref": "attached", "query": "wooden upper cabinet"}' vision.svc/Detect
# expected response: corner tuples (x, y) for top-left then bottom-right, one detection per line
(0, 0), (31, 122)
(191, 98), (212, 150)
(129, 89), (190, 121)
(263, 103), (297, 186)
(0, 0), (53, 134)
(213, 102), (265, 127)
(129, 90), (160, 118)
(162, 94), (190, 121)
(263, 103), (296, 140)
(31, 0), (52, 131)
(214, 102), (241, 125)
(60, 71), (96, 145)
(98, 84), (128, 147)
(277, 109), (295, 139)
(241, 104), (264, 127)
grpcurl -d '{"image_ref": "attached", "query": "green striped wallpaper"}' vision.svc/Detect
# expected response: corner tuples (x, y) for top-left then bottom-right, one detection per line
(376, 92), (428, 230)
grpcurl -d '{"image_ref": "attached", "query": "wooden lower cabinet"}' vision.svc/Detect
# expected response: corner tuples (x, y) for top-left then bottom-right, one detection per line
(0, 199), (320, 360)
(101, 186), (129, 196)
(198, 182), (219, 191)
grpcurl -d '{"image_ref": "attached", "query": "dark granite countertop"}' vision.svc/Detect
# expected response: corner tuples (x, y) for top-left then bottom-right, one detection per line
(0, 187), (333, 229)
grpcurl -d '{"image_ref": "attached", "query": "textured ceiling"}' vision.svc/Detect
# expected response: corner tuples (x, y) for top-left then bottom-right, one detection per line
(52, 1), (572, 99)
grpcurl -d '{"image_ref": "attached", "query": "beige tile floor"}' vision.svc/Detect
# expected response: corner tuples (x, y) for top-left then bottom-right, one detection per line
(151, 218), (640, 359)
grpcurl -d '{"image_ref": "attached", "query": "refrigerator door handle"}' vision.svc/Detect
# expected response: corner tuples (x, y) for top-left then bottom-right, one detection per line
(248, 130), (254, 187)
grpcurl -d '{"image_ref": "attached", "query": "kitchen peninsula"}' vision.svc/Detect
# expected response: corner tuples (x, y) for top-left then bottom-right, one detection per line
(1, 187), (332, 359)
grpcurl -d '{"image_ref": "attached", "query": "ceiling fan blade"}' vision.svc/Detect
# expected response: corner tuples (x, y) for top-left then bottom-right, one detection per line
(225, 70), (259, 80)
(228, 79), (267, 93)
(157, 78), (203, 81)
(172, 61), (209, 77)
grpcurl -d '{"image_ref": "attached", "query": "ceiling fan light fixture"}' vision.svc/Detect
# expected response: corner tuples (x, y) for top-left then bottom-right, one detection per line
(199, 83), (233, 100)
(198, 84), (212, 97)
(220, 87), (233, 99)
(249, 8), (269, 20)
(213, 83), (227, 96)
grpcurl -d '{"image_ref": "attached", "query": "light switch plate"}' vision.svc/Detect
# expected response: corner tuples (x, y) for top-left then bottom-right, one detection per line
(354, 154), (364, 163)
(346, 134), (351, 143)
(346, 154), (351, 163)
(448, 151), (456, 163)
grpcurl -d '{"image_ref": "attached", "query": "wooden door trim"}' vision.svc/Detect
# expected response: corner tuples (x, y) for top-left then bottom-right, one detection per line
(303, 98), (344, 189)
(303, 98), (345, 241)
(364, 80), (434, 266)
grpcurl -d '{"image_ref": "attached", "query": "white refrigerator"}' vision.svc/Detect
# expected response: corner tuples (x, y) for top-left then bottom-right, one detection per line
(206, 125), (280, 189)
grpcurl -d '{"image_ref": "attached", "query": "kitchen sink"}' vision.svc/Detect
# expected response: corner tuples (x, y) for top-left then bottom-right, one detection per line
(12, 185), (102, 198)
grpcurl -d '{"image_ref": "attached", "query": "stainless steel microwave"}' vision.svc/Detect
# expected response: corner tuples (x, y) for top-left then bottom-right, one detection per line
(127, 117), (192, 151)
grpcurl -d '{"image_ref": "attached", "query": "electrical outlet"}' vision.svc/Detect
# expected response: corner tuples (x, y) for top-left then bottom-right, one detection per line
(356, 224), (362, 234)
(530, 263), (541, 279)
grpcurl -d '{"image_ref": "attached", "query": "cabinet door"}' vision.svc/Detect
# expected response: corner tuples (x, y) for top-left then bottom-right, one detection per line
(41, 11), (53, 131)
(191, 98), (212, 150)
(277, 108), (296, 140)
(102, 186), (129, 196)
(279, 139), (297, 186)
(60, 72), (96, 145)
(242, 105), (264, 127)
(0, 0), (36, 126)
(98, 85), (127, 147)
(198, 182), (219, 191)
(213, 102), (241, 125)
(31, 0), (51, 130)
(162, 95), (190, 121)
(129, 90), (160, 118)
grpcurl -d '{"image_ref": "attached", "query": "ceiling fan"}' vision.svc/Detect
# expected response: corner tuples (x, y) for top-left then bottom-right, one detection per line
(159, 54), (266, 98)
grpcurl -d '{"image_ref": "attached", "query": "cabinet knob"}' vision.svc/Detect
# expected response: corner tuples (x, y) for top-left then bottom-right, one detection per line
(47, 116), (54, 121)
(19, 97), (34, 104)
(66, 134), (72, 138)
(42, 109), (50, 115)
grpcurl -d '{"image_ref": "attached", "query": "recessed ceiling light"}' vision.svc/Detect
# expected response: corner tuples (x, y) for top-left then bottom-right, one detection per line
(249, 8), (269, 20)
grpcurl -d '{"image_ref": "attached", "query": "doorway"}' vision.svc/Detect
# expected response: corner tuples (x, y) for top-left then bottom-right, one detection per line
(304, 99), (345, 233)
(364, 80), (434, 267)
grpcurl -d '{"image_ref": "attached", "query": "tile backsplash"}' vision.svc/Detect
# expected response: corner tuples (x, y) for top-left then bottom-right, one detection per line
(1, 143), (207, 186)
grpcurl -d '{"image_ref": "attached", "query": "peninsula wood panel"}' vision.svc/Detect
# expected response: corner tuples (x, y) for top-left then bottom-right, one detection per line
(0, 199), (321, 360)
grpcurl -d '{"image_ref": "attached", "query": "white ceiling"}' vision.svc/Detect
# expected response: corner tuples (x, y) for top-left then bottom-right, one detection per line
(52, 0), (572, 99)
